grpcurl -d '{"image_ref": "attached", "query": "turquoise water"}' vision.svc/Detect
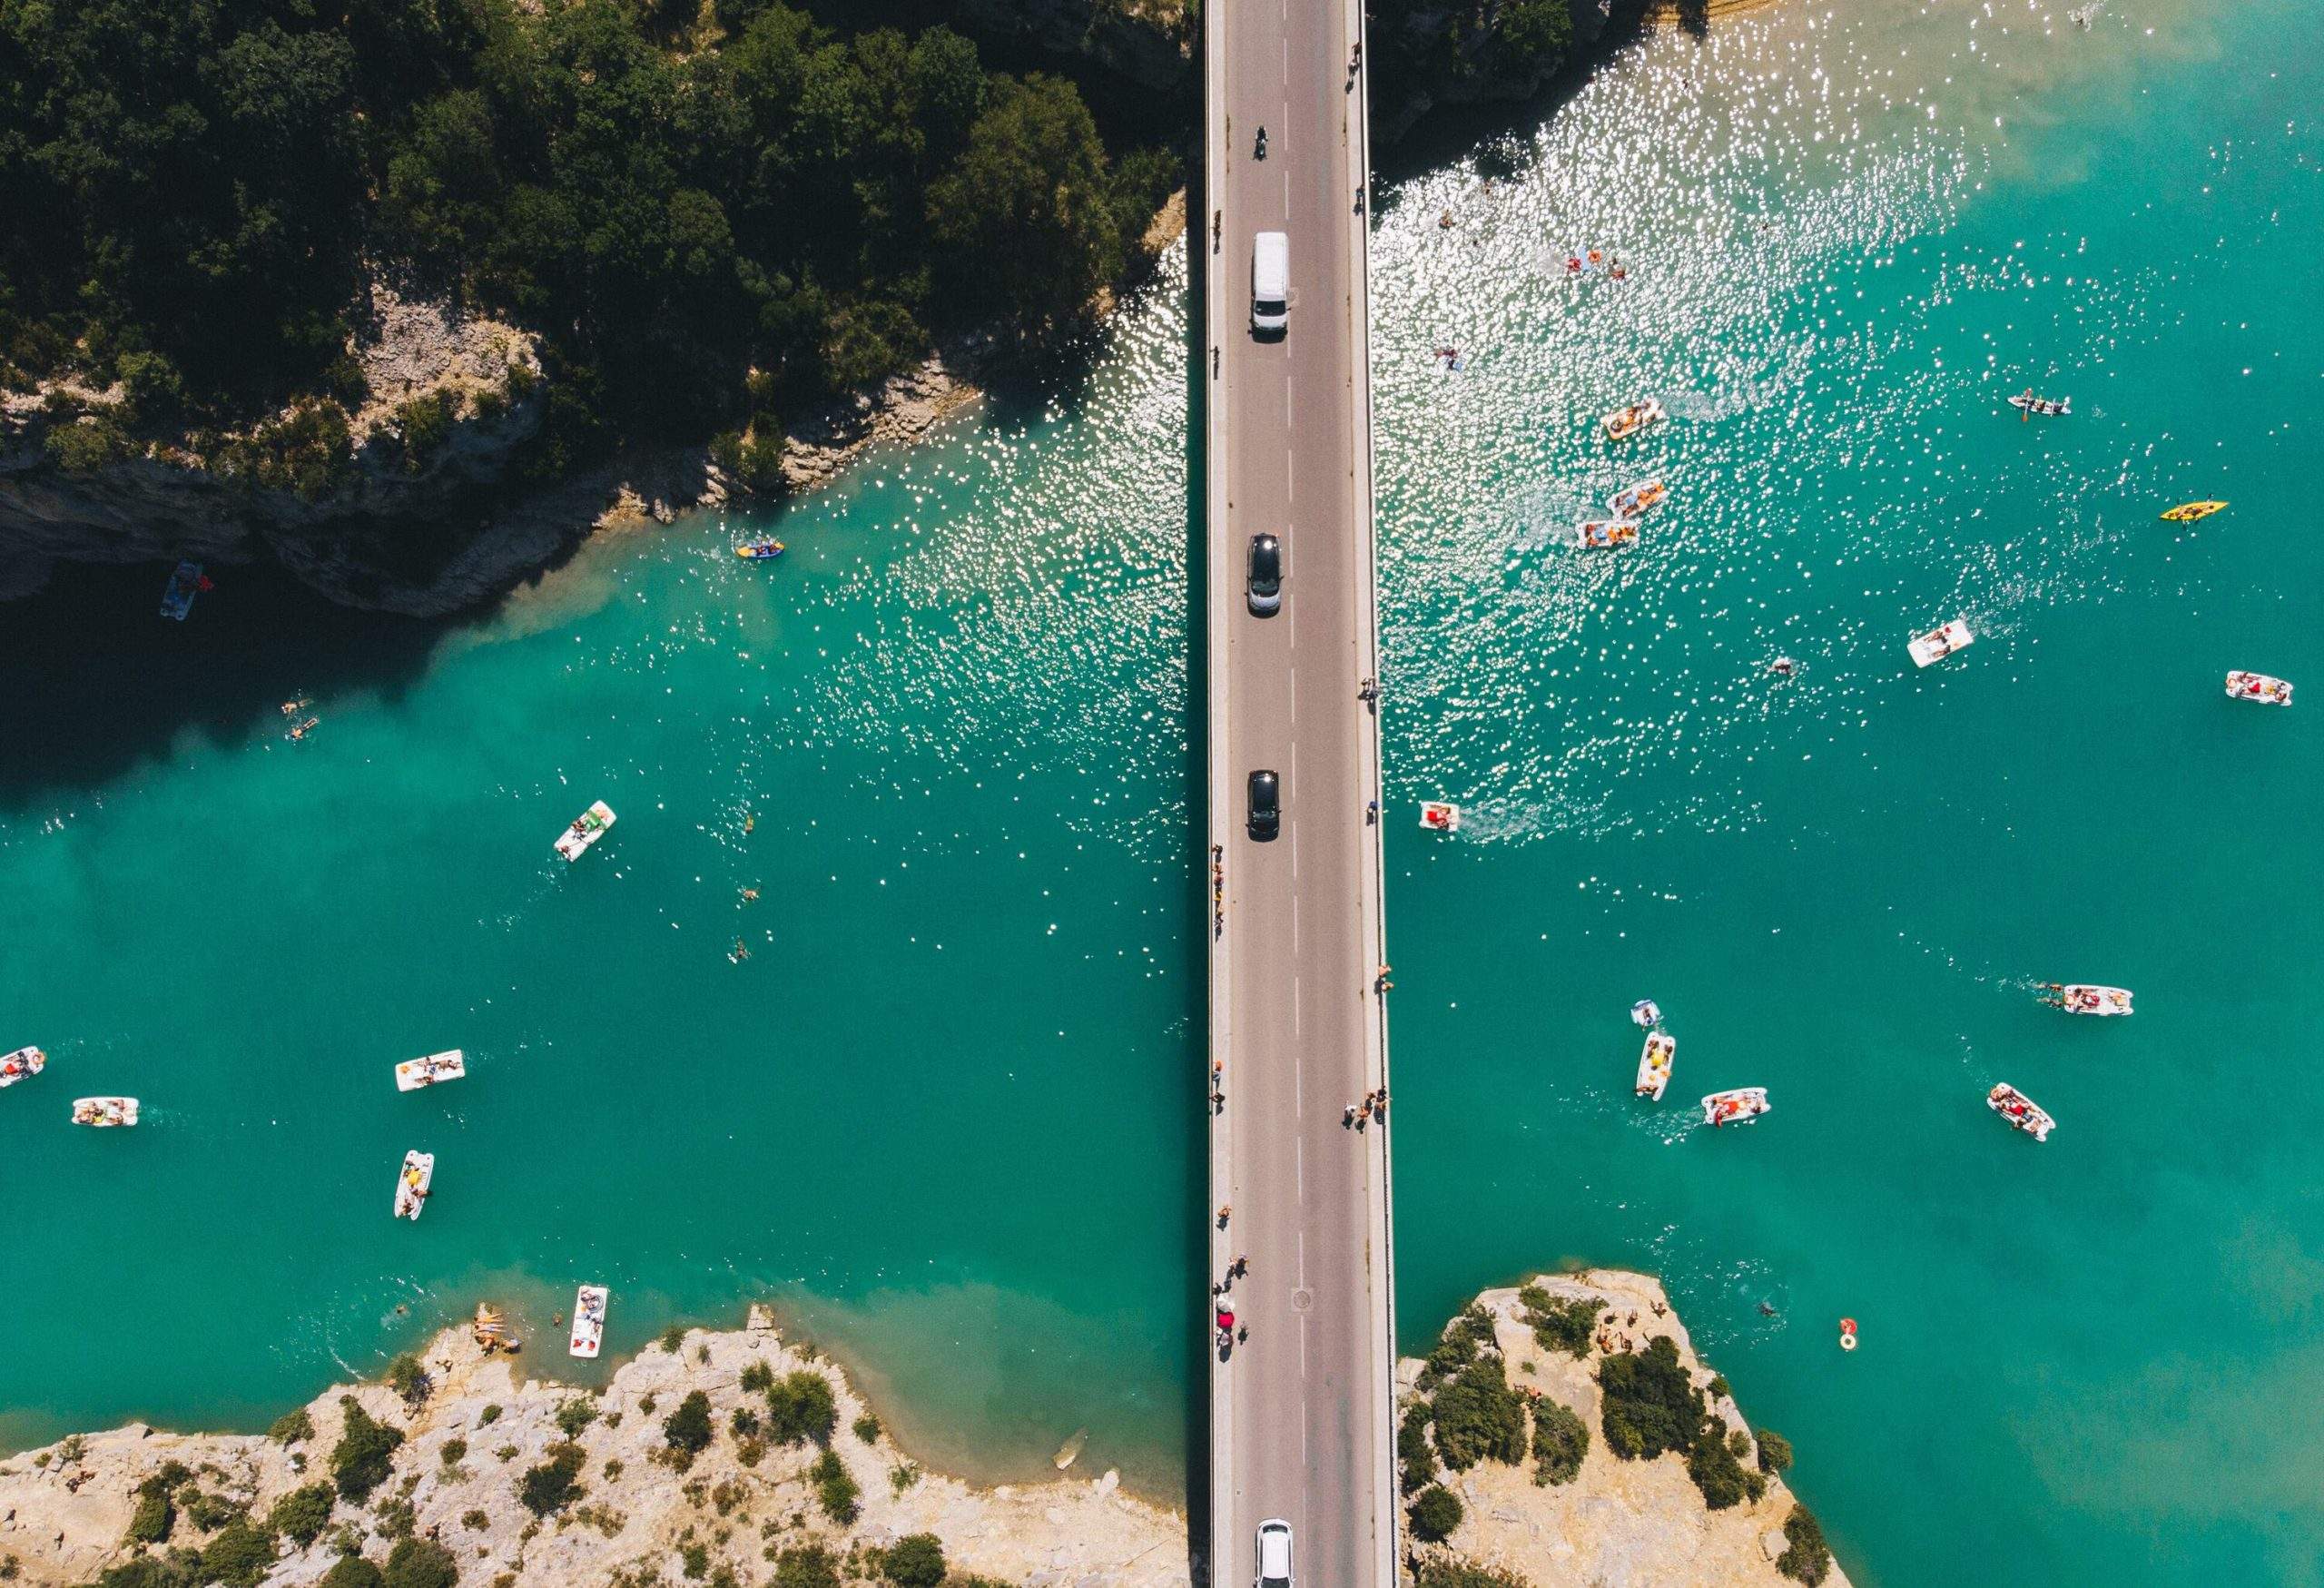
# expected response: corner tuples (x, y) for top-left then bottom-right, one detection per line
(5, 1), (2324, 1583)
(1374, 3), (2324, 1583)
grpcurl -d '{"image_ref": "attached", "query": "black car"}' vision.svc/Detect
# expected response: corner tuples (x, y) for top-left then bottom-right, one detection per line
(1246, 533), (1283, 616)
(1246, 769), (1281, 841)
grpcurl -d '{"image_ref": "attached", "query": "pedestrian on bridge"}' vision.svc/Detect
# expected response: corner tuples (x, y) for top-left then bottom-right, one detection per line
(1344, 1102), (1358, 1128)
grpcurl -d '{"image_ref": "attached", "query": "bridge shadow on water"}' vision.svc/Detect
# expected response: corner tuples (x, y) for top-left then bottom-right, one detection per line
(0, 558), (453, 815)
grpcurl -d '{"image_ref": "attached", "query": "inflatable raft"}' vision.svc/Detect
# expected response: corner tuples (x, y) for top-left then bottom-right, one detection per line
(394, 1150), (435, 1220)
(1575, 519), (1639, 549)
(1987, 1083), (2053, 1142)
(1908, 619), (1974, 668)
(1420, 801), (1462, 832)
(2050, 983), (2132, 1017)
(0, 1045), (44, 1089)
(1636, 1032), (1675, 1101)
(2160, 501), (2226, 523)
(1601, 399), (1667, 440)
(570, 1285), (609, 1358)
(555, 801), (617, 861)
(2225, 671), (2292, 705)
(73, 1096), (138, 1128)
(1701, 1087), (1770, 1128)
(395, 1050), (468, 1091)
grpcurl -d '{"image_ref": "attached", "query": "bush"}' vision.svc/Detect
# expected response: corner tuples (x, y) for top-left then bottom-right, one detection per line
(478, 1406), (501, 1426)
(1756, 1429), (1794, 1475)
(269, 1483), (336, 1547)
(1516, 1286), (1596, 1359)
(663, 1392), (714, 1464)
(439, 1440), (467, 1468)
(221, 399), (354, 501)
(320, 1559), (383, 1588)
(1777, 1506), (1833, 1586)
(1407, 1485), (1462, 1544)
(1597, 1337), (1703, 1463)
(330, 1399), (405, 1501)
(763, 1372), (836, 1447)
(198, 1520), (275, 1588)
(1413, 1563), (1530, 1588)
(125, 1476), (174, 1546)
(44, 410), (133, 473)
(879, 1534), (944, 1588)
(182, 1492), (240, 1533)
(1397, 1404), (1434, 1494)
(1431, 1357), (1527, 1470)
(269, 1408), (315, 1445)
(381, 1537), (459, 1588)
(556, 1399), (598, 1439)
(660, 1326), (687, 1354)
(771, 1546), (840, 1588)
(852, 1413), (881, 1445)
(808, 1450), (858, 1524)
(383, 1356), (428, 1407)
(1686, 1425), (1752, 1510)
(517, 1445), (586, 1516)
(392, 394), (455, 473)
(737, 1363), (773, 1395)
(1530, 1400), (1587, 1486)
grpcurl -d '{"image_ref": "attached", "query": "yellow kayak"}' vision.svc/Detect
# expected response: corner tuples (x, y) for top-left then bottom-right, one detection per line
(2160, 501), (2227, 522)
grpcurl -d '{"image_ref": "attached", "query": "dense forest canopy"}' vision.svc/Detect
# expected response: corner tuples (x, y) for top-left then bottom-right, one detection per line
(0, 0), (1179, 476)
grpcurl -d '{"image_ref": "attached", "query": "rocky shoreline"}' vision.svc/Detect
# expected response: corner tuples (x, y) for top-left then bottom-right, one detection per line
(0, 1270), (1847, 1588)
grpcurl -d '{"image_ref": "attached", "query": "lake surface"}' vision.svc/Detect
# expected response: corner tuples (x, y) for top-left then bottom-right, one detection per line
(5, 0), (2322, 1581)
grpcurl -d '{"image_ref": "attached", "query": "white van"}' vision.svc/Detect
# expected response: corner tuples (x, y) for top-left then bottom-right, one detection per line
(1251, 232), (1288, 336)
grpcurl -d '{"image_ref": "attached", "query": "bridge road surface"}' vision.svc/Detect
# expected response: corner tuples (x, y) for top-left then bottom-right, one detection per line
(1203, 0), (1395, 1583)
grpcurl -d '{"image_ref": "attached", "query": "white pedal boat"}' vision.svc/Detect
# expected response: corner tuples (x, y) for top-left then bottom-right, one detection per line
(555, 801), (616, 861)
(72, 1096), (138, 1127)
(1987, 1083), (2053, 1141)
(1609, 479), (1668, 518)
(1701, 1087), (1769, 1128)
(1636, 1032), (1675, 1101)
(2048, 983), (2132, 1016)
(394, 1050), (467, 1091)
(2225, 671), (2292, 705)
(1, 1045), (45, 1089)
(1420, 801), (1462, 832)
(394, 1150), (435, 1220)
(569, 1285), (609, 1358)
(1908, 619), (1974, 668)
(1630, 999), (1661, 1030)
(1575, 519), (1638, 549)
(1602, 398), (1667, 440)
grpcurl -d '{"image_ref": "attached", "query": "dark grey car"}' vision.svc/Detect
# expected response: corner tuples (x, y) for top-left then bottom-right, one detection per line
(1246, 770), (1281, 841)
(1246, 533), (1283, 616)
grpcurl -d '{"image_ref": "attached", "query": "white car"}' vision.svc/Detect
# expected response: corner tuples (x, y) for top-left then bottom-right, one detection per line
(1256, 1519), (1293, 1588)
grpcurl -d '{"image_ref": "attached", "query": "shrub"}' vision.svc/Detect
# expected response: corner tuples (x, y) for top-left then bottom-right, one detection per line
(330, 1399), (405, 1501)
(461, 1512), (487, 1532)
(888, 1463), (920, 1494)
(269, 1483), (336, 1547)
(1413, 1563), (1530, 1588)
(393, 393), (454, 473)
(681, 1543), (710, 1579)
(270, 1409), (316, 1445)
(879, 1534), (944, 1588)
(771, 1546), (840, 1588)
(763, 1373), (835, 1447)
(382, 1356), (428, 1407)
(663, 1392), (714, 1465)
(808, 1450), (858, 1524)
(1709, 1376), (1730, 1400)
(738, 1363), (773, 1396)
(1431, 1358), (1527, 1470)
(730, 1407), (761, 1440)
(1407, 1485), (1462, 1544)
(1597, 1337), (1703, 1463)
(125, 1476), (174, 1545)
(517, 1445), (586, 1516)
(438, 1440), (468, 1468)
(660, 1326), (688, 1354)
(1757, 1429), (1794, 1475)
(556, 1399), (598, 1439)
(478, 1406), (502, 1426)
(382, 1536), (459, 1588)
(320, 1561), (384, 1588)
(1516, 1286), (1596, 1359)
(852, 1414), (881, 1445)
(1686, 1425), (1752, 1510)
(1397, 1404), (1434, 1494)
(199, 1520), (276, 1587)
(1777, 1506), (1833, 1585)
(222, 399), (354, 501)
(1530, 1400), (1587, 1486)
(44, 409), (134, 473)
(182, 1492), (241, 1532)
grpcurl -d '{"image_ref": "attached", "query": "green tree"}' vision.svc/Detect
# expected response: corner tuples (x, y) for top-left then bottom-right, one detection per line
(385, 1355), (429, 1406)
(1431, 1357), (1528, 1470)
(1596, 1336), (1704, 1463)
(927, 74), (1120, 339)
(1530, 1399), (1587, 1486)
(381, 1537), (459, 1588)
(1397, 1403), (1435, 1494)
(267, 1483), (336, 1547)
(1757, 1428), (1795, 1474)
(1686, 1425), (1753, 1510)
(763, 1371), (836, 1446)
(330, 1399), (405, 1501)
(198, 1520), (276, 1588)
(1407, 1485), (1462, 1544)
(1516, 1286), (1597, 1359)
(124, 1475), (174, 1546)
(517, 1445), (586, 1516)
(878, 1534), (944, 1588)
(320, 1558), (384, 1588)
(1413, 1563), (1530, 1588)
(1777, 1506), (1833, 1586)
(809, 1449), (858, 1524)
(770, 1546), (840, 1588)
(663, 1391), (714, 1463)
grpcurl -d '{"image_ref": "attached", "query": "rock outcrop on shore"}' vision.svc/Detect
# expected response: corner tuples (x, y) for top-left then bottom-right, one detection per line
(0, 1312), (1187, 1588)
(1398, 1270), (1847, 1588)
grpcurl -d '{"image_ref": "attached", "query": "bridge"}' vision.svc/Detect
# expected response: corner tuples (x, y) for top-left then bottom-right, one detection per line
(1200, 0), (1396, 1583)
